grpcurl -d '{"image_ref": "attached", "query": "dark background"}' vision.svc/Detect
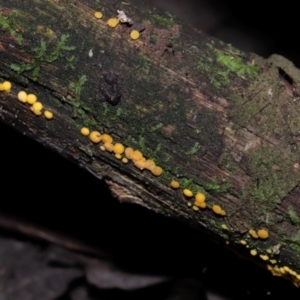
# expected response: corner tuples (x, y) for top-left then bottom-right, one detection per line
(1, 1), (300, 299)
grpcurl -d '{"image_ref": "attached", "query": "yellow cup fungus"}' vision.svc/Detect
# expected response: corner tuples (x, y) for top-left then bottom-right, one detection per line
(100, 145), (105, 151)
(94, 11), (103, 19)
(101, 134), (113, 144)
(240, 240), (247, 245)
(183, 189), (193, 197)
(219, 210), (226, 216)
(249, 229), (258, 239)
(80, 127), (90, 136)
(144, 159), (156, 171)
(17, 91), (27, 103)
(257, 229), (269, 239)
(30, 102), (43, 115)
(132, 150), (143, 161)
(250, 249), (257, 256)
(104, 142), (114, 152)
(115, 153), (122, 159)
(122, 157), (128, 163)
(125, 147), (134, 159)
(26, 93), (37, 104)
(195, 202), (206, 209)
(134, 157), (146, 170)
(130, 30), (140, 40)
(32, 102), (43, 111)
(107, 18), (119, 27)
(151, 166), (163, 176)
(195, 193), (205, 203)
(259, 254), (269, 261)
(113, 143), (125, 155)
(89, 131), (102, 143)
(221, 224), (228, 230)
(170, 180), (180, 189)
(44, 110), (53, 119)
(2, 81), (11, 92)
(212, 205), (222, 214)
(192, 205), (199, 212)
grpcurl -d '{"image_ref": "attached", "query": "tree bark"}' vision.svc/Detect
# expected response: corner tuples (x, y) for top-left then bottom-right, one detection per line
(1, 0), (300, 286)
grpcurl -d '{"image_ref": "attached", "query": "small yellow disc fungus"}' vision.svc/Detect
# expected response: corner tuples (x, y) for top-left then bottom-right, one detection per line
(32, 102), (43, 111)
(100, 145), (105, 151)
(196, 202), (206, 209)
(192, 205), (199, 212)
(94, 11), (103, 19)
(270, 259), (277, 264)
(132, 150), (143, 161)
(104, 142), (114, 152)
(31, 107), (42, 116)
(130, 30), (140, 40)
(221, 224), (228, 230)
(266, 249), (272, 254)
(212, 205), (222, 214)
(101, 133), (113, 144)
(220, 210), (226, 216)
(183, 189), (193, 197)
(122, 157), (128, 163)
(134, 158), (146, 170)
(107, 18), (119, 27)
(250, 249), (257, 256)
(115, 153), (122, 159)
(240, 240), (247, 245)
(44, 110), (53, 119)
(26, 93), (37, 104)
(89, 131), (102, 143)
(257, 229), (269, 239)
(259, 254), (269, 261)
(144, 159), (156, 171)
(151, 166), (163, 176)
(17, 91), (27, 103)
(0, 83), (4, 91)
(187, 202), (192, 207)
(249, 229), (258, 239)
(113, 143), (125, 155)
(2, 81), (11, 91)
(195, 193), (205, 203)
(125, 147), (134, 159)
(170, 180), (180, 189)
(81, 127), (90, 136)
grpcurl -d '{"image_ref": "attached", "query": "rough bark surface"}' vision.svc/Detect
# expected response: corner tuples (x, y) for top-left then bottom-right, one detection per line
(1, 0), (300, 286)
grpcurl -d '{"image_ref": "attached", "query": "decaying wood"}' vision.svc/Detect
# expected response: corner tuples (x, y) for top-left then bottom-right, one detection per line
(1, 0), (300, 286)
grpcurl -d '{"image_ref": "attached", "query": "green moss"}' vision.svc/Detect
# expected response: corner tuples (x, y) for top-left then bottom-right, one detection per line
(215, 49), (259, 80)
(10, 33), (75, 80)
(0, 11), (23, 45)
(288, 206), (300, 227)
(66, 75), (92, 120)
(184, 142), (200, 155)
(152, 12), (174, 30)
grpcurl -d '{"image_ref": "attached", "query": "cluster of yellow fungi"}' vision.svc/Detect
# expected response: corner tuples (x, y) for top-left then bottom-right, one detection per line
(94, 10), (141, 40)
(0, 81), (12, 92)
(81, 127), (163, 176)
(212, 204), (226, 216)
(18, 90), (53, 119)
(248, 228), (269, 239)
(0, 80), (53, 119)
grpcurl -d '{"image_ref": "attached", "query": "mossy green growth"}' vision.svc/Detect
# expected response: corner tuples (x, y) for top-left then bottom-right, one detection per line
(244, 145), (298, 215)
(66, 75), (92, 121)
(153, 12), (174, 30)
(10, 34), (75, 80)
(288, 206), (300, 227)
(0, 11), (23, 45)
(215, 49), (259, 80)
